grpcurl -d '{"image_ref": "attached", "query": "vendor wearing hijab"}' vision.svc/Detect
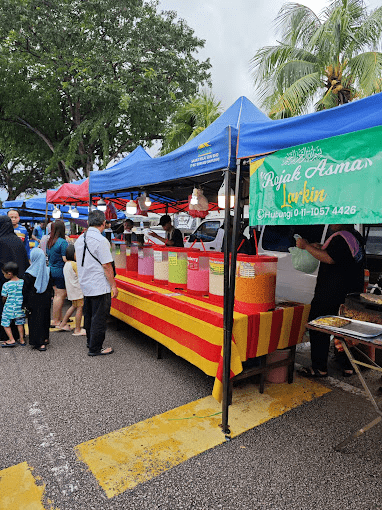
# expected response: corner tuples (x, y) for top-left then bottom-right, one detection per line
(0, 216), (29, 342)
(22, 248), (53, 351)
(149, 215), (184, 247)
(297, 224), (365, 378)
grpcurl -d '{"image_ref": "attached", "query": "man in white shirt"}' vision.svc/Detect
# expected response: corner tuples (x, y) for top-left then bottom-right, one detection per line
(75, 210), (118, 356)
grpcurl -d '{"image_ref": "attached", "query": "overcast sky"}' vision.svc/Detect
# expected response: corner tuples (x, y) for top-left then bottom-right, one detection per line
(158, 0), (381, 112)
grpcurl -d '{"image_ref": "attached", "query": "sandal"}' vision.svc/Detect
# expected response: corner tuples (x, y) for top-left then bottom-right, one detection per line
(88, 347), (114, 357)
(342, 369), (354, 377)
(1, 341), (17, 348)
(299, 366), (328, 378)
(38, 345), (47, 352)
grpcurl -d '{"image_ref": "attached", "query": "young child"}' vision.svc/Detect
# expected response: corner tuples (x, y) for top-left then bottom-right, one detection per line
(23, 248), (53, 351)
(1, 261), (26, 347)
(59, 244), (86, 336)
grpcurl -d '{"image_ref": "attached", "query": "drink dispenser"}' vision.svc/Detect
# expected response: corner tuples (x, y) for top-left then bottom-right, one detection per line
(234, 255), (277, 313)
(187, 251), (210, 295)
(168, 248), (198, 291)
(209, 252), (225, 304)
(125, 243), (138, 276)
(153, 246), (169, 285)
(137, 244), (154, 281)
(111, 241), (126, 274)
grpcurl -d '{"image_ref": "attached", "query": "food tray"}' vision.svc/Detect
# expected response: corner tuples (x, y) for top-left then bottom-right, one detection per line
(309, 316), (382, 338)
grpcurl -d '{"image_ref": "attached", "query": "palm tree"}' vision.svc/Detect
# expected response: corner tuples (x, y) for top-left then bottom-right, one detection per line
(251, 0), (382, 118)
(160, 90), (222, 155)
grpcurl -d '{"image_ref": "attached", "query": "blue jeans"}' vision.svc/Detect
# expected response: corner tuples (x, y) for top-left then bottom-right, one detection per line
(84, 293), (111, 353)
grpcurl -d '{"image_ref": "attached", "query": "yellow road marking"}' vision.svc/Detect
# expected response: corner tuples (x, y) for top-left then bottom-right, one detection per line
(0, 462), (57, 510)
(75, 378), (330, 498)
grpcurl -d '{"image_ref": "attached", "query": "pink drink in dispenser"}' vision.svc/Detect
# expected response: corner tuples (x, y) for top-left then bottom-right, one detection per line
(187, 251), (210, 295)
(137, 244), (154, 281)
(153, 246), (169, 285)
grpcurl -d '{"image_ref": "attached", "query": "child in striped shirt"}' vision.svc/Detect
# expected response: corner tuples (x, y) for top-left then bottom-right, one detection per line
(1, 261), (26, 347)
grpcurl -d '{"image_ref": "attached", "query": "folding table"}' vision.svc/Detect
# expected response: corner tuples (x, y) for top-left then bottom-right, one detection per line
(307, 322), (382, 451)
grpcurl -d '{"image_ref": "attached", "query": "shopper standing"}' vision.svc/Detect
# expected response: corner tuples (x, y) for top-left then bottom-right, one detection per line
(75, 210), (118, 356)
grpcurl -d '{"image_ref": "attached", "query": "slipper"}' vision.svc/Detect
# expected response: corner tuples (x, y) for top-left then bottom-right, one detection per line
(342, 370), (354, 377)
(1, 342), (17, 348)
(17, 341), (27, 346)
(57, 325), (72, 332)
(299, 366), (328, 378)
(38, 345), (47, 351)
(88, 347), (114, 357)
(72, 329), (86, 336)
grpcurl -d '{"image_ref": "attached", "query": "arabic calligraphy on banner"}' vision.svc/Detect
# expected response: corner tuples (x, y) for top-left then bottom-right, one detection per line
(249, 125), (382, 226)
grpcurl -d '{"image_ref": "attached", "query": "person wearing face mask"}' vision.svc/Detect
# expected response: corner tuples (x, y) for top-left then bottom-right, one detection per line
(296, 224), (365, 378)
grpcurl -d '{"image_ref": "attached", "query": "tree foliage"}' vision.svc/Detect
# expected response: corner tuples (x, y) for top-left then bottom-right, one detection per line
(160, 90), (222, 155)
(0, 0), (211, 186)
(251, 0), (382, 118)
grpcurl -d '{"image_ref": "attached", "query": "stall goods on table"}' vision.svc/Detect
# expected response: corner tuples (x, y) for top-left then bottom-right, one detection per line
(111, 273), (310, 401)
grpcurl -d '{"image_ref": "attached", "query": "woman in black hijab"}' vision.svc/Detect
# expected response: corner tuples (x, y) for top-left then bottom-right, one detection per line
(0, 216), (29, 341)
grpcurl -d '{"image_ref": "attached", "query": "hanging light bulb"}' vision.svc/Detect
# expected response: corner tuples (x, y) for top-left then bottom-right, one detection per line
(68, 205), (72, 215)
(190, 188), (199, 205)
(97, 198), (107, 212)
(71, 207), (79, 219)
(52, 205), (61, 219)
(217, 181), (234, 209)
(125, 199), (137, 215)
(144, 193), (152, 208)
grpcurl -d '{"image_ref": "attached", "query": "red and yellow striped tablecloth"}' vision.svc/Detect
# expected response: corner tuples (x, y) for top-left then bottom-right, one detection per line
(112, 275), (310, 402)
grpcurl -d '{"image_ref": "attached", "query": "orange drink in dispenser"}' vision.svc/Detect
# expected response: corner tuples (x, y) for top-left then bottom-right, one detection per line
(234, 255), (277, 313)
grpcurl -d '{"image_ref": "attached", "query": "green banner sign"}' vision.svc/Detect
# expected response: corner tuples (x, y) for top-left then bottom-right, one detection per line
(249, 125), (382, 226)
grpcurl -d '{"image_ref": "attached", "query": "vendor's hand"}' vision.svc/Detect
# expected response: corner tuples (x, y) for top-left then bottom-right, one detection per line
(296, 237), (309, 250)
(149, 231), (159, 238)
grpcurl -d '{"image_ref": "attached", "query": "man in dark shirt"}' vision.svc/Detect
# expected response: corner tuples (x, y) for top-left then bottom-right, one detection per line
(149, 214), (184, 247)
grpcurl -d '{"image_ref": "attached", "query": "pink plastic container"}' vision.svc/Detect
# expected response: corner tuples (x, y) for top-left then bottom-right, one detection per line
(265, 350), (290, 383)
(187, 251), (210, 295)
(137, 244), (154, 281)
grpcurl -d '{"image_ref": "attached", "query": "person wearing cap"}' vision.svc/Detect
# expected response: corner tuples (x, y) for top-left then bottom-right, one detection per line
(149, 214), (184, 247)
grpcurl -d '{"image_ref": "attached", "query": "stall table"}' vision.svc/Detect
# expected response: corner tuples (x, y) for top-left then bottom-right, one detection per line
(112, 273), (310, 401)
(307, 322), (382, 451)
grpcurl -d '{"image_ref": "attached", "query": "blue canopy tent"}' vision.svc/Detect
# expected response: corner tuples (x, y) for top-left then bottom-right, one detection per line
(3, 197), (90, 223)
(89, 96), (270, 202)
(89, 96), (271, 435)
(236, 92), (382, 159)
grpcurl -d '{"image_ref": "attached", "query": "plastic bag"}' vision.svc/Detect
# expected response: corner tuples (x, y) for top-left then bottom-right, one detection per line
(288, 247), (319, 274)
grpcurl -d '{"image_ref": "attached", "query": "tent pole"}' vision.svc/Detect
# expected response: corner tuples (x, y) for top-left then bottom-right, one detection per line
(44, 202), (48, 230)
(221, 168), (233, 435)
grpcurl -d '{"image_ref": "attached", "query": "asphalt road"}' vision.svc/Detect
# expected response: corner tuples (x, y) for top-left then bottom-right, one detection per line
(1, 313), (382, 510)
